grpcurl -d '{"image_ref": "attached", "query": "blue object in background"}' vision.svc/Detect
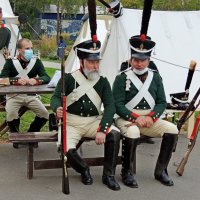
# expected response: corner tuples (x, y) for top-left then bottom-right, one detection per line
(57, 36), (67, 60)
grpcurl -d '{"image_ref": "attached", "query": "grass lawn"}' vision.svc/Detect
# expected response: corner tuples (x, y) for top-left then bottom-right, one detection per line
(0, 67), (57, 142)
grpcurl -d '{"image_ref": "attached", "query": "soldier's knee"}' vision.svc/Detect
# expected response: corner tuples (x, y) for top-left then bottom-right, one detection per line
(125, 126), (140, 139)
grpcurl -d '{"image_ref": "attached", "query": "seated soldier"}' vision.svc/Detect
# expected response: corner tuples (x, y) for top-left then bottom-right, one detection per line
(120, 55), (158, 144)
(113, 35), (178, 188)
(0, 38), (50, 148)
(51, 39), (121, 191)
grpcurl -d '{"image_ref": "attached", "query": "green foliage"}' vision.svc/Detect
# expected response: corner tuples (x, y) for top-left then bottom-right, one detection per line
(21, 32), (31, 39)
(34, 34), (73, 60)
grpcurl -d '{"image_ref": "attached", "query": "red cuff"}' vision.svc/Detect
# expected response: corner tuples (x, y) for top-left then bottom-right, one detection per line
(105, 127), (110, 135)
(131, 112), (140, 119)
(97, 125), (101, 132)
(148, 111), (155, 117)
(148, 111), (158, 122)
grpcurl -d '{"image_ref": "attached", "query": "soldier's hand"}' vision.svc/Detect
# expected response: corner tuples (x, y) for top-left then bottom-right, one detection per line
(28, 78), (37, 85)
(56, 107), (63, 119)
(145, 116), (153, 128)
(95, 132), (106, 145)
(135, 116), (147, 128)
(18, 77), (28, 85)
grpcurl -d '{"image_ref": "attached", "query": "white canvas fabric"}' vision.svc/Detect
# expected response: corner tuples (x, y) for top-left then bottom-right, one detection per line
(65, 8), (200, 103)
(0, 0), (19, 69)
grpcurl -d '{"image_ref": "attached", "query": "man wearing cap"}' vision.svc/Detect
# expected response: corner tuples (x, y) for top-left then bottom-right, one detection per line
(112, 35), (178, 188)
(51, 39), (121, 191)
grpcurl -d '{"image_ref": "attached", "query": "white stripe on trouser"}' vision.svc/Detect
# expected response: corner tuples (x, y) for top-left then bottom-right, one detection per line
(115, 109), (178, 139)
(57, 113), (119, 151)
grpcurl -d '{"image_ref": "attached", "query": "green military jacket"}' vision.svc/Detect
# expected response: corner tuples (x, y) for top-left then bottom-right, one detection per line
(0, 58), (50, 84)
(51, 70), (116, 134)
(112, 69), (167, 122)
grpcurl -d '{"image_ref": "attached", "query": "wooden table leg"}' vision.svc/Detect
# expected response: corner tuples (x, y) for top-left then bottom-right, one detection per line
(27, 144), (34, 179)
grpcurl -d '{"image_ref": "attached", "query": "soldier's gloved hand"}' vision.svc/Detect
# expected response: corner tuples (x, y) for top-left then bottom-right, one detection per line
(95, 132), (106, 145)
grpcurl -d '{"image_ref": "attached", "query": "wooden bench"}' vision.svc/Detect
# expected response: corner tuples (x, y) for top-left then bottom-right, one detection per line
(9, 132), (131, 179)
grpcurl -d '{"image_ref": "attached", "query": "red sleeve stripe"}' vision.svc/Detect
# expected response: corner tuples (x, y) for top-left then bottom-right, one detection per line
(131, 112), (140, 118)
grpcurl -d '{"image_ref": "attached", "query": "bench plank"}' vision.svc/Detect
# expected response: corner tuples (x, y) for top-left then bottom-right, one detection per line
(9, 132), (58, 143)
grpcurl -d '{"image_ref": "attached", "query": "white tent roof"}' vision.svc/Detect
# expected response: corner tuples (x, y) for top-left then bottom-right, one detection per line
(0, 0), (19, 69)
(66, 8), (200, 103)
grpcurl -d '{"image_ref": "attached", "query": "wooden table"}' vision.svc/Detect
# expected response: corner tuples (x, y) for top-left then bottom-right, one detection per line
(0, 84), (55, 95)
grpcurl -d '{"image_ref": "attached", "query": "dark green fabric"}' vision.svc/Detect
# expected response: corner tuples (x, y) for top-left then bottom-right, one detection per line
(51, 71), (116, 133)
(112, 70), (167, 121)
(0, 58), (50, 84)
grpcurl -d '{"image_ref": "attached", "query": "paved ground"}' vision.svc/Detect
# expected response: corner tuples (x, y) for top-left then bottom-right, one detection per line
(1, 133), (200, 200)
(42, 60), (61, 69)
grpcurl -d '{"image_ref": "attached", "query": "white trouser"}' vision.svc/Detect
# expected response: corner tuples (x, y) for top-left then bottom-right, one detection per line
(57, 113), (119, 151)
(5, 94), (49, 121)
(115, 109), (178, 139)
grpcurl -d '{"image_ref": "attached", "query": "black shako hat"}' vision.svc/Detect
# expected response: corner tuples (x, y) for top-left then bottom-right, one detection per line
(129, 35), (155, 60)
(73, 39), (101, 60)
(109, 0), (123, 18)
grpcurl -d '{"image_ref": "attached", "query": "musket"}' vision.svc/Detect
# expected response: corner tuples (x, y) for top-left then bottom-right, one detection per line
(177, 87), (200, 131)
(176, 111), (200, 176)
(97, 0), (112, 11)
(172, 87), (200, 153)
(60, 47), (70, 194)
(170, 60), (196, 108)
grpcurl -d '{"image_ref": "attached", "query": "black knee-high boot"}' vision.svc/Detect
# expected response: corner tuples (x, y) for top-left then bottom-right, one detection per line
(27, 116), (48, 148)
(7, 118), (20, 149)
(66, 148), (93, 185)
(102, 130), (121, 191)
(154, 133), (178, 186)
(121, 136), (139, 188)
(28, 116), (48, 132)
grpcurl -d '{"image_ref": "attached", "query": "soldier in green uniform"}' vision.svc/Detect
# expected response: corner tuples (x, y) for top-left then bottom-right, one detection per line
(0, 38), (50, 148)
(51, 39), (121, 191)
(112, 35), (178, 188)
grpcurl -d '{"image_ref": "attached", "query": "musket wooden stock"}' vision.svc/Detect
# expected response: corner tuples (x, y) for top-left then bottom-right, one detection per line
(176, 113), (200, 176)
(60, 47), (70, 194)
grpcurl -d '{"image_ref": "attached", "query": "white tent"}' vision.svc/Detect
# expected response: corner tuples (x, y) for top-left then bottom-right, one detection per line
(65, 8), (200, 103)
(0, 0), (19, 69)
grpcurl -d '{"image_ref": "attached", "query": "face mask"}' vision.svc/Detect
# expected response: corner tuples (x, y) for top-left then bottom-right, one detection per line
(133, 67), (148, 75)
(24, 49), (33, 61)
